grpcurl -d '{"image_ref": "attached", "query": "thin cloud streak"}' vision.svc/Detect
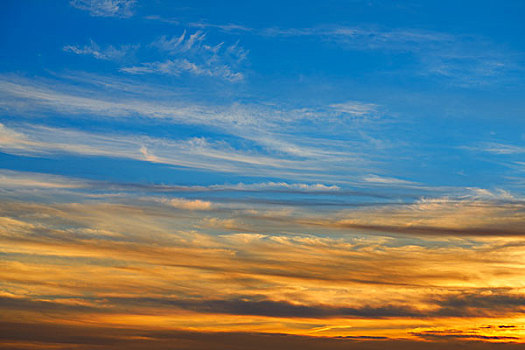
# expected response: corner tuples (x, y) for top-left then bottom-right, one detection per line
(63, 40), (139, 61)
(70, 0), (136, 18)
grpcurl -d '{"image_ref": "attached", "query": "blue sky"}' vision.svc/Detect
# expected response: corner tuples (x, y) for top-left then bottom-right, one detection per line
(1, 0), (524, 195)
(2, 1), (524, 191)
(1, 1), (525, 347)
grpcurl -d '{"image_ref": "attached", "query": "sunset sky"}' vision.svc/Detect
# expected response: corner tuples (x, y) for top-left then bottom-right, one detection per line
(1, 1), (525, 349)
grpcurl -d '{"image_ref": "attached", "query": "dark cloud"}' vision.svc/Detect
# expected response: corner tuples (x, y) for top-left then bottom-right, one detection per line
(433, 292), (525, 317)
(412, 330), (520, 341)
(0, 296), (100, 313)
(3, 293), (524, 320)
(1, 322), (524, 350)
(104, 296), (423, 318)
(106, 292), (525, 318)
(333, 222), (525, 237)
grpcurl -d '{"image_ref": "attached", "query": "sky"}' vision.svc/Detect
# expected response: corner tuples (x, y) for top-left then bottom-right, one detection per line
(0, 0), (525, 349)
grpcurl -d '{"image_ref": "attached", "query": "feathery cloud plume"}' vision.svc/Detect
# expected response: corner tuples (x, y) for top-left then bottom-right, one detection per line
(70, 0), (135, 18)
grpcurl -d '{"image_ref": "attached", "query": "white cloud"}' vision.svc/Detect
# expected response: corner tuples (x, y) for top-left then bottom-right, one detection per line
(0, 76), (398, 183)
(209, 182), (341, 192)
(467, 188), (515, 200)
(122, 31), (247, 81)
(62, 29), (247, 82)
(121, 58), (243, 82)
(0, 123), (310, 177)
(0, 170), (86, 189)
(262, 25), (451, 49)
(0, 76), (379, 159)
(151, 31), (207, 54)
(479, 142), (525, 155)
(363, 174), (417, 185)
(189, 22), (253, 33)
(63, 40), (138, 61)
(70, 0), (135, 18)
(161, 198), (212, 211)
(261, 25), (516, 86)
(329, 101), (378, 117)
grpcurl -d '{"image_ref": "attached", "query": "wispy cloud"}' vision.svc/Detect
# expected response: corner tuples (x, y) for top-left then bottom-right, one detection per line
(121, 58), (244, 81)
(70, 0), (135, 18)
(0, 123), (317, 177)
(0, 170), (348, 202)
(122, 31), (248, 81)
(63, 40), (138, 61)
(62, 30), (248, 82)
(262, 25), (451, 49)
(266, 25), (518, 86)
(0, 169), (86, 189)
(172, 21), (517, 86)
(210, 182), (341, 192)
(461, 142), (525, 176)
(159, 197), (212, 211)
(332, 196), (525, 236)
(476, 142), (525, 155)
(363, 174), (417, 185)
(329, 101), (379, 117)
(151, 31), (208, 54)
(189, 21), (254, 33)
(0, 76), (388, 182)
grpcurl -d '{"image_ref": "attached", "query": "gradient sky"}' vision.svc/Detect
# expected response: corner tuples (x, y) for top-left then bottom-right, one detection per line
(1, 1), (525, 349)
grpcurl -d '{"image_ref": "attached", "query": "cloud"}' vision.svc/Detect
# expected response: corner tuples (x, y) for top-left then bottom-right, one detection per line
(54, 290), (525, 319)
(0, 169), (343, 198)
(434, 292), (525, 317)
(61, 29), (248, 82)
(413, 331), (519, 341)
(0, 123), (314, 177)
(162, 198), (212, 211)
(475, 142), (525, 155)
(462, 143), (525, 176)
(0, 295), (100, 314)
(63, 40), (138, 61)
(0, 110), (383, 183)
(467, 188), (515, 201)
(3, 322), (523, 350)
(121, 58), (244, 81)
(262, 25), (451, 48)
(3, 3), (525, 347)
(1, 187), (525, 343)
(329, 101), (378, 117)
(122, 31), (248, 81)
(151, 31), (208, 54)
(0, 75), (383, 156)
(98, 296), (423, 318)
(70, 0), (135, 18)
(203, 218), (245, 231)
(207, 182), (341, 192)
(0, 169), (86, 189)
(0, 75), (396, 185)
(258, 25), (519, 86)
(102, 20), (518, 86)
(189, 22), (254, 33)
(152, 31), (248, 62)
(320, 196), (525, 237)
(363, 174), (417, 185)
